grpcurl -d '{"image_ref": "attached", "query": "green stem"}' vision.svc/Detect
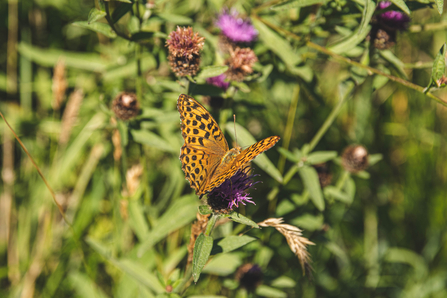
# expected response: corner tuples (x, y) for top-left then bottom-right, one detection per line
(305, 82), (354, 154)
(135, 43), (143, 101)
(204, 213), (220, 236)
(277, 85), (300, 175)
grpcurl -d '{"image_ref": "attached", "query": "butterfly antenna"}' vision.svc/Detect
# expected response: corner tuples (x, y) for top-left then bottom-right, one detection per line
(233, 114), (238, 147)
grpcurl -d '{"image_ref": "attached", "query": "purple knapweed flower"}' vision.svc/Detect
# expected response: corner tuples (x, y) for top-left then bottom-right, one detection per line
(376, 1), (411, 31)
(206, 74), (230, 90)
(207, 167), (259, 211)
(216, 9), (258, 43)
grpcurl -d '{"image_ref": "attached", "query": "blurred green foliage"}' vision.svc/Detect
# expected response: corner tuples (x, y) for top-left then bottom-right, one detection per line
(1, 0), (447, 297)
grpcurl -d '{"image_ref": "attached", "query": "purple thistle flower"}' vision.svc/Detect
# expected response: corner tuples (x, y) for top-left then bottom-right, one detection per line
(216, 9), (258, 43)
(207, 167), (259, 211)
(206, 74), (230, 90)
(377, 1), (411, 31)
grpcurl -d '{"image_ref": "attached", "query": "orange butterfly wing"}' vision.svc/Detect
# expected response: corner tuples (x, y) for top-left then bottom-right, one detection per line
(177, 94), (280, 196)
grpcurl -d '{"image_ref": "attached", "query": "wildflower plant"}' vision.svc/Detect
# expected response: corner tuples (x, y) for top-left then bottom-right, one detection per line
(2, 0), (447, 298)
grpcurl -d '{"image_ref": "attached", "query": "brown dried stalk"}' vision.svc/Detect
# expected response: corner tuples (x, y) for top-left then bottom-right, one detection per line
(59, 89), (83, 146)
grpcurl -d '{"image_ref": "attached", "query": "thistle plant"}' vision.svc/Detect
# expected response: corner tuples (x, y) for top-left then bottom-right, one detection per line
(2, 1), (447, 298)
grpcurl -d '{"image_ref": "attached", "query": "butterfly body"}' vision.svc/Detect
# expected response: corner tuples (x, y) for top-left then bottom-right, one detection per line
(177, 94), (280, 196)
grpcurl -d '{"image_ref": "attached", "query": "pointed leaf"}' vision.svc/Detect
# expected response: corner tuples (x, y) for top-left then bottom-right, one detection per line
(324, 186), (353, 204)
(225, 122), (283, 184)
(435, 0), (444, 14)
(211, 235), (257, 255)
(192, 233), (213, 282)
(197, 66), (228, 79)
(222, 211), (259, 228)
(252, 18), (301, 67)
(130, 129), (176, 153)
(328, 0), (375, 54)
(111, 2), (133, 24)
(88, 8), (106, 24)
(298, 166), (324, 211)
(72, 21), (117, 38)
(432, 43), (446, 85)
(278, 147), (300, 163)
(137, 195), (198, 256)
(389, 0), (411, 15)
(306, 151), (337, 164)
(270, 0), (327, 10)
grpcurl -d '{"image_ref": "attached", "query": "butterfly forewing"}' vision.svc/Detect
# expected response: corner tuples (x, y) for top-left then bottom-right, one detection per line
(177, 94), (229, 151)
(178, 94), (228, 195)
(203, 136), (281, 193)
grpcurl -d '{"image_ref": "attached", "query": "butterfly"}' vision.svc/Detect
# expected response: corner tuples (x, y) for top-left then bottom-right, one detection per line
(177, 94), (280, 197)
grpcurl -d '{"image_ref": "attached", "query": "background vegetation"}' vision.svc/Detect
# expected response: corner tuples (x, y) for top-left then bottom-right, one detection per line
(1, 0), (447, 297)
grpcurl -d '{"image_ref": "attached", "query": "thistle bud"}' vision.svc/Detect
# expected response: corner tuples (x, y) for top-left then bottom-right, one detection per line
(224, 47), (258, 82)
(112, 92), (140, 121)
(341, 145), (369, 173)
(166, 26), (205, 77)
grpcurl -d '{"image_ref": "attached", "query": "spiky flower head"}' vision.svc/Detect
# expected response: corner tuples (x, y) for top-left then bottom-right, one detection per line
(112, 92), (140, 121)
(225, 47), (258, 82)
(235, 264), (263, 291)
(166, 26), (205, 76)
(216, 9), (258, 43)
(207, 166), (258, 212)
(206, 74), (230, 90)
(341, 145), (369, 173)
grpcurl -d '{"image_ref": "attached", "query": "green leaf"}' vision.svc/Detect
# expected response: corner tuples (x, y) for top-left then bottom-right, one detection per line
(137, 195), (198, 256)
(270, 0), (327, 10)
(198, 205), (212, 215)
(117, 121), (128, 146)
(435, 0), (444, 14)
(86, 238), (164, 294)
(252, 18), (302, 68)
(72, 21), (117, 38)
(256, 285), (287, 298)
(291, 213), (324, 231)
(111, 2), (133, 24)
(192, 233), (213, 282)
(158, 13), (193, 24)
(389, 0), (411, 15)
(380, 50), (408, 79)
(128, 200), (150, 241)
(130, 31), (154, 41)
(368, 153), (383, 166)
(17, 43), (109, 72)
(202, 253), (242, 276)
(271, 276), (296, 288)
(222, 211), (259, 228)
(324, 186), (353, 204)
(328, 0), (375, 54)
(69, 272), (109, 298)
(225, 122), (283, 184)
(298, 166), (324, 211)
(278, 147), (300, 163)
(196, 66), (228, 79)
(306, 151), (337, 164)
(130, 129), (176, 153)
(384, 248), (428, 279)
(257, 64), (274, 83)
(355, 171), (370, 179)
(88, 8), (107, 24)
(210, 235), (257, 255)
(432, 43), (446, 85)
(344, 177), (356, 202)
